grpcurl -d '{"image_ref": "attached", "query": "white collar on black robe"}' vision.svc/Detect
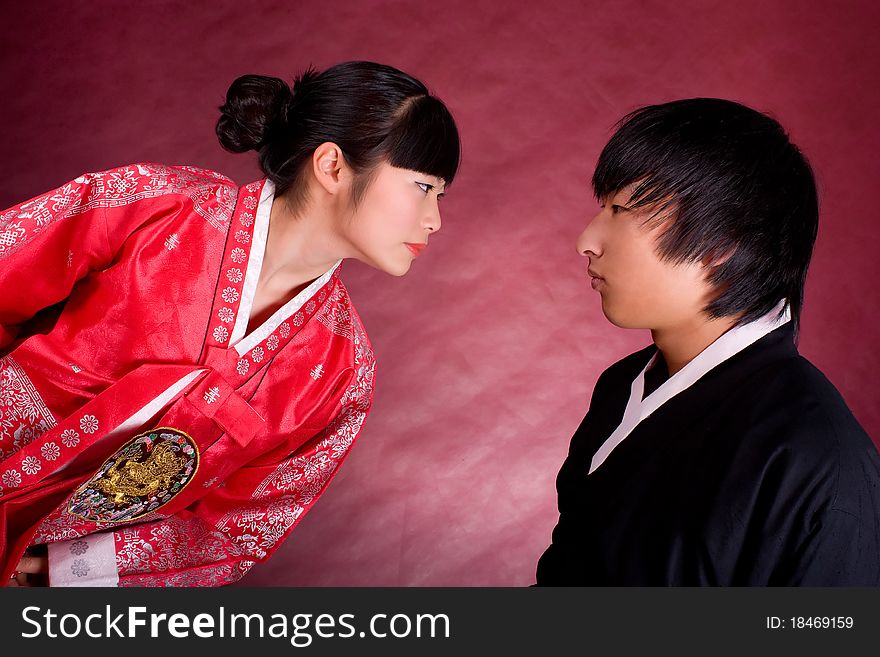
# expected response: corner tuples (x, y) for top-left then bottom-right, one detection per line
(588, 303), (791, 475)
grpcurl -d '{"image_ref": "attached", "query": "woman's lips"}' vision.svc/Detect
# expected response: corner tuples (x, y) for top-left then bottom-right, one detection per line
(405, 243), (426, 256)
(588, 270), (604, 290)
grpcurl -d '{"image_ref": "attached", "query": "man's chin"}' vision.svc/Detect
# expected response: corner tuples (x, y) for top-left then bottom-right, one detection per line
(601, 303), (643, 330)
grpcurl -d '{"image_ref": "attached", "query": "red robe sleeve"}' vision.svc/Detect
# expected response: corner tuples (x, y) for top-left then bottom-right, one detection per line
(0, 164), (225, 351)
(0, 174), (117, 350)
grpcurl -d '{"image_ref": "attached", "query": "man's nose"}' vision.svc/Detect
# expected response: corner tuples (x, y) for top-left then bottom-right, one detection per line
(576, 210), (603, 256)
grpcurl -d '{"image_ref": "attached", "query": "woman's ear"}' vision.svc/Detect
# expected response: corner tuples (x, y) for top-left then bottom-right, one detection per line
(311, 142), (348, 194)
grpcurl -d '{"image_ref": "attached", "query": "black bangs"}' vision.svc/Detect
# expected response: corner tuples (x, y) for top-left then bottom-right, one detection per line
(385, 95), (461, 185)
(591, 99), (753, 209)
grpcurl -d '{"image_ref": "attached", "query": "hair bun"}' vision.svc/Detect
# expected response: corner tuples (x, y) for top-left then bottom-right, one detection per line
(216, 75), (293, 153)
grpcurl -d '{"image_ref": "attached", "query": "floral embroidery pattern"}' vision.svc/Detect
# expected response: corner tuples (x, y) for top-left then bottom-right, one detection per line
(279, 323), (291, 338)
(221, 287), (240, 304)
(28, 500), (92, 544)
(115, 519), (242, 587)
(234, 230), (250, 245)
(251, 347), (264, 363)
(230, 248), (247, 264)
(239, 212), (255, 227)
(218, 307), (235, 323)
(236, 359), (250, 376)
(79, 415), (99, 434)
(226, 268), (243, 283)
(41, 442), (60, 461)
(61, 429), (80, 448)
(0, 355), (57, 459)
(2, 469), (21, 487)
(21, 456), (41, 475)
(266, 335), (279, 351)
(71, 558), (90, 578)
(70, 539), (89, 556)
(212, 326), (229, 343)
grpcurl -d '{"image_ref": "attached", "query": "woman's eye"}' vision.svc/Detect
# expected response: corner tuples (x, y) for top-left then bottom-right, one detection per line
(416, 182), (433, 194)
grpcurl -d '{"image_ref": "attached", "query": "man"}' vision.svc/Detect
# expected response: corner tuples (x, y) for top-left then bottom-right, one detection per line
(536, 98), (880, 585)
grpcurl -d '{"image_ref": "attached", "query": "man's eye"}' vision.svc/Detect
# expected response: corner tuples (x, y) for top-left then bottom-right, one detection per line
(416, 182), (433, 193)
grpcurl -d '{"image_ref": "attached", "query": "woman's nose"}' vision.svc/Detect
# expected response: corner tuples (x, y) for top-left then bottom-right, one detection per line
(425, 200), (441, 233)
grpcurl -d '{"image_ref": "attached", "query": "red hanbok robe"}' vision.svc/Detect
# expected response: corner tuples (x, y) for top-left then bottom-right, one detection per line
(0, 163), (376, 586)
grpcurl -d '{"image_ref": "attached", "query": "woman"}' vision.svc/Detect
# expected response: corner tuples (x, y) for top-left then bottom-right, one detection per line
(0, 61), (460, 586)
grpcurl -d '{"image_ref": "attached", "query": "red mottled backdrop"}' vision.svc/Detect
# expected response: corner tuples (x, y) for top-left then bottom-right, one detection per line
(1, 1), (877, 585)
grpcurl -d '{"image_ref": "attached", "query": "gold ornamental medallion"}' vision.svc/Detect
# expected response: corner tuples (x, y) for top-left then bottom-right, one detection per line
(68, 427), (199, 523)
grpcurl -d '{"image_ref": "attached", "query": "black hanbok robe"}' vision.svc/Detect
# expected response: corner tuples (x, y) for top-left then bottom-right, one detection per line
(537, 315), (880, 586)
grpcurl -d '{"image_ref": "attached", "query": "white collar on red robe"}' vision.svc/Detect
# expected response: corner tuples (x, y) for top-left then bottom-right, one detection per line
(588, 302), (791, 475)
(230, 179), (341, 354)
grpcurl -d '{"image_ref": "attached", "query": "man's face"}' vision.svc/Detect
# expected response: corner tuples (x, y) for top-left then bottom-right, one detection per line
(576, 186), (715, 332)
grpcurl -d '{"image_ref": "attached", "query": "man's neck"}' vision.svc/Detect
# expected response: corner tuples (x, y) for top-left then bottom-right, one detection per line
(651, 315), (740, 376)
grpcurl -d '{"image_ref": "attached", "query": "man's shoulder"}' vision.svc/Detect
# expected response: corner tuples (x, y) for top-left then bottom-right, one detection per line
(717, 352), (879, 488)
(747, 354), (863, 432)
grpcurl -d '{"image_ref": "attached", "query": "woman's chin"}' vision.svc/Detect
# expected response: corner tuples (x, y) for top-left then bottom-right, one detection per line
(378, 258), (412, 277)
(352, 253), (412, 277)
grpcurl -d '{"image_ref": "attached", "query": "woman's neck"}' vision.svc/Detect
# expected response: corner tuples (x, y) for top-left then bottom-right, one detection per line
(259, 196), (347, 290)
(245, 196), (349, 332)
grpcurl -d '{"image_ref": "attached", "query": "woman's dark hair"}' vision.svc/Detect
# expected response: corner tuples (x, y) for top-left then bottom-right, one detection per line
(592, 98), (819, 335)
(216, 61), (460, 208)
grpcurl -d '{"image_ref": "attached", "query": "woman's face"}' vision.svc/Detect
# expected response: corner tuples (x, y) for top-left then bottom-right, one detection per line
(576, 186), (713, 331)
(343, 162), (445, 276)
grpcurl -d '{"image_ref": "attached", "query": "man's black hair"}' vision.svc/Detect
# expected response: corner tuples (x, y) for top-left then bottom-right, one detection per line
(592, 98), (819, 334)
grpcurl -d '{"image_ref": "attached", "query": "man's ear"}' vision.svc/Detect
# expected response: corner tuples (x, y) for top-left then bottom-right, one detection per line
(701, 246), (735, 269)
(311, 142), (348, 194)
